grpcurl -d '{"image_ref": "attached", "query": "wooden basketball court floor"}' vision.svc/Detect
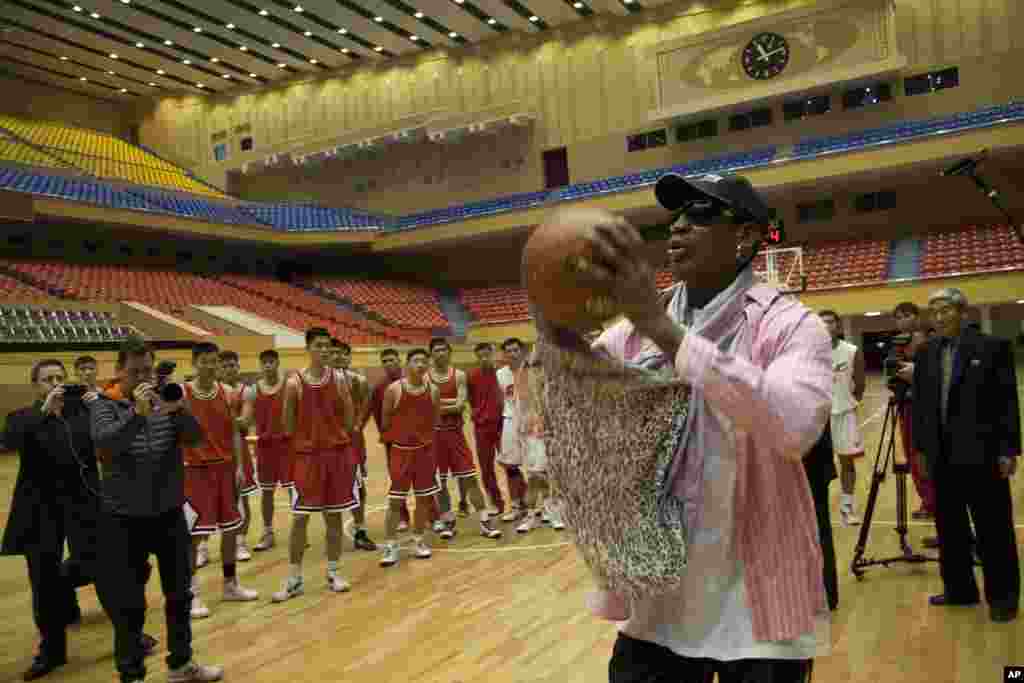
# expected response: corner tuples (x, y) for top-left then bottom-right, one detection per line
(1, 373), (1021, 683)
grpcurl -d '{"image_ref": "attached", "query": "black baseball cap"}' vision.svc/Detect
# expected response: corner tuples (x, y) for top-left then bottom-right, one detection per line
(654, 173), (772, 224)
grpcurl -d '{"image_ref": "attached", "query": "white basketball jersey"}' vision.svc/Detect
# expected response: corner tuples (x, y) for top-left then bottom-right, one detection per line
(830, 340), (858, 415)
(496, 365), (516, 419)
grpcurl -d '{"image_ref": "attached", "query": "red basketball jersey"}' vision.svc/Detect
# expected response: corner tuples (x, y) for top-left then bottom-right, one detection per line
(183, 382), (235, 466)
(431, 367), (462, 431)
(382, 380), (435, 447)
(254, 382), (287, 441)
(293, 368), (351, 456)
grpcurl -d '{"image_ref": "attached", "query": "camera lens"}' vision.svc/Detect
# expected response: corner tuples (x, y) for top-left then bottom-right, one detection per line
(160, 383), (183, 402)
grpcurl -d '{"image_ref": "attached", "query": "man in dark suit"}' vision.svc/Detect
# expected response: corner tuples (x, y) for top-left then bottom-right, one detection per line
(1, 360), (156, 680)
(804, 421), (839, 611)
(909, 287), (1020, 622)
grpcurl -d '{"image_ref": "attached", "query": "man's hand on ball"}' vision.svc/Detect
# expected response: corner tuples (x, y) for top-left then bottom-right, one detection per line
(588, 219), (663, 327)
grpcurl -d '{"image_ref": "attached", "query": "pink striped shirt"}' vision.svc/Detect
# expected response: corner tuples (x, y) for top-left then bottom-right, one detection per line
(598, 285), (832, 645)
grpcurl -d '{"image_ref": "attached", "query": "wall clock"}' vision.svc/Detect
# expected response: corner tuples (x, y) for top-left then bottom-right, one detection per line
(742, 32), (790, 80)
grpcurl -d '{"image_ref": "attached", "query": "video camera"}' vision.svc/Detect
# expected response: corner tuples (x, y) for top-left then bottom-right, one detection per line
(881, 332), (913, 401)
(154, 360), (184, 403)
(62, 384), (89, 400)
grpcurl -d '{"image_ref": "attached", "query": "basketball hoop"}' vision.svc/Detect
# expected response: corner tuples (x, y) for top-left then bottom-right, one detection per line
(752, 245), (806, 293)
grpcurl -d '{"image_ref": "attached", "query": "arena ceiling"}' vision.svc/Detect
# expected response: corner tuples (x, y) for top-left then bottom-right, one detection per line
(0, 0), (655, 100)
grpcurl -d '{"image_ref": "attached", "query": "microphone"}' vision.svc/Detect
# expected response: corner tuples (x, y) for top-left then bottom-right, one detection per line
(941, 151), (987, 177)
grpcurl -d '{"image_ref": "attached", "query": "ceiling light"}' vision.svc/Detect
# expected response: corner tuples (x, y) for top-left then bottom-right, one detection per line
(226, 23), (235, 29)
(109, 53), (118, 59)
(449, 31), (457, 37)
(529, 14), (539, 21)
(80, 76), (87, 81)
(337, 28), (347, 34)
(293, 5), (303, 12)
(90, 12), (100, 18)
(222, 74), (231, 78)
(864, 311), (883, 317)
(623, 0), (633, 4)
(341, 47), (350, 53)
(309, 58), (317, 63)
(409, 35), (419, 41)
(164, 39), (173, 45)
(573, 1), (583, 7)
(156, 69), (165, 74)
(374, 45), (383, 51)
(183, 59), (191, 64)
(487, 17), (496, 24)
(259, 9), (269, 15)
(135, 42), (145, 48)
(193, 26), (202, 32)
(278, 62), (287, 67)
(60, 56), (69, 61)
(211, 57), (220, 62)
(72, 5), (82, 11)
(414, 11), (424, 18)
(107, 70), (115, 75)
(239, 45), (248, 51)
(249, 73), (257, 77)
(1017, 299), (1024, 304)
(120, 0), (129, 4)
(148, 82), (156, 86)
(272, 42), (280, 48)
(120, 88), (127, 93)
(196, 83), (204, 88)
(374, 16), (383, 22)
(304, 30), (312, 36)
(455, 0), (464, 4)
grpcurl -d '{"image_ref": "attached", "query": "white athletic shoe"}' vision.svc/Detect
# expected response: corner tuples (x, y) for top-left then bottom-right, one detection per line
(327, 574), (351, 593)
(439, 521), (456, 540)
(380, 543), (400, 567)
(223, 578), (259, 602)
(190, 595), (210, 620)
(235, 541), (252, 562)
(414, 539), (432, 559)
(195, 542), (209, 569)
(501, 507), (524, 523)
(516, 512), (540, 534)
(840, 506), (862, 526)
(545, 500), (566, 531)
(479, 519), (502, 539)
(271, 576), (304, 603)
(167, 660), (224, 682)
(253, 531), (275, 552)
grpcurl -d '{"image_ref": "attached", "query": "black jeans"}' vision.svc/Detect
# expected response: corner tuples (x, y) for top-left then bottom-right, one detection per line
(609, 633), (813, 683)
(95, 508), (193, 682)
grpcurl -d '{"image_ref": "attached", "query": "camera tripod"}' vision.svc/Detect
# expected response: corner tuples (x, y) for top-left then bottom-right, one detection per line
(850, 394), (938, 579)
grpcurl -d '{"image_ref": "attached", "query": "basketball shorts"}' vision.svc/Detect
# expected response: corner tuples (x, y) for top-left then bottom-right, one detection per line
(256, 437), (293, 490)
(289, 448), (360, 514)
(498, 416), (523, 467)
(830, 409), (865, 457)
(388, 443), (441, 499)
(240, 451), (258, 497)
(524, 436), (548, 474)
(433, 429), (478, 479)
(184, 461), (244, 536)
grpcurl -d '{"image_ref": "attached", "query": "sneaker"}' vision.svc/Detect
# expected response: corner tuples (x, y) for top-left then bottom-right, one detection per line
(516, 512), (540, 534)
(253, 531), (275, 552)
(327, 574), (351, 593)
(235, 541), (252, 562)
(480, 518), (502, 539)
(271, 576), (304, 603)
(353, 529), (377, 551)
(548, 510), (566, 531)
(167, 660), (224, 682)
(380, 543), (400, 567)
(396, 521), (409, 533)
(223, 578), (259, 602)
(190, 595), (210, 620)
(414, 539), (432, 559)
(839, 506), (861, 526)
(195, 543), (209, 569)
(432, 520), (446, 534)
(545, 500), (566, 531)
(439, 520), (456, 540)
(501, 507), (524, 523)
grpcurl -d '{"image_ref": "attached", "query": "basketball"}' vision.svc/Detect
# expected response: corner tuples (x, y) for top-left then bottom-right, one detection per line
(522, 208), (624, 332)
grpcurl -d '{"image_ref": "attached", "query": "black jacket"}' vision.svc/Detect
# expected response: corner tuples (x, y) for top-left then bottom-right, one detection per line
(911, 328), (1021, 476)
(1, 400), (100, 556)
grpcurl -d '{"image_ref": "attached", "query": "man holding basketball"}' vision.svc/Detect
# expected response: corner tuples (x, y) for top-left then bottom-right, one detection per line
(569, 175), (832, 683)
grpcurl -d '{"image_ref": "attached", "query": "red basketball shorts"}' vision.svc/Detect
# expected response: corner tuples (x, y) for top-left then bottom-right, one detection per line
(184, 461), (244, 536)
(289, 448), (359, 514)
(256, 437), (293, 490)
(352, 430), (368, 481)
(433, 429), (477, 479)
(388, 443), (441, 499)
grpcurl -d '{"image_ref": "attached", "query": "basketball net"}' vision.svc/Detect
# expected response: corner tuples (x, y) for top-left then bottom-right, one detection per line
(752, 246), (804, 294)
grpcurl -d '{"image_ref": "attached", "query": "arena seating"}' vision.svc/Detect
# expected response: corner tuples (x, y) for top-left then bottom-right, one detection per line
(0, 272), (53, 302)
(310, 278), (448, 330)
(0, 136), (73, 170)
(458, 286), (529, 323)
(2, 102), (1022, 234)
(920, 224), (1024, 275)
(0, 303), (132, 343)
(803, 240), (890, 290)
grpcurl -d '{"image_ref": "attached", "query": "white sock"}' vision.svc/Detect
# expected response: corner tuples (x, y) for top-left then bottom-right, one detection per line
(479, 510), (490, 523)
(264, 526), (274, 534)
(327, 560), (339, 575)
(841, 493), (854, 509)
(289, 563), (302, 581)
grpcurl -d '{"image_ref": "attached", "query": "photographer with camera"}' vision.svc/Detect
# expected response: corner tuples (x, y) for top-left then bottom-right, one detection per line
(90, 338), (224, 682)
(887, 303), (938, 548)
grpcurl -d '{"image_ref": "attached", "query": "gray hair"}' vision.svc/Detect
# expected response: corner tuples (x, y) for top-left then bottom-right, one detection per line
(928, 287), (968, 308)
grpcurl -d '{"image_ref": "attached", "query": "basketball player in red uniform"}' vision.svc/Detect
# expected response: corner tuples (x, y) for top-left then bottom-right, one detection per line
(428, 338), (502, 540)
(368, 348), (411, 530)
(466, 342), (505, 516)
(379, 348), (441, 566)
(272, 328), (358, 602)
(331, 339), (377, 551)
(183, 342), (260, 619)
(238, 349), (291, 553)
(218, 350), (257, 562)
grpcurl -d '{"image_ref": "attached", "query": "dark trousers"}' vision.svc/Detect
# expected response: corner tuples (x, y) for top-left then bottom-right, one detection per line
(609, 633), (813, 683)
(25, 549), (75, 659)
(95, 507), (194, 682)
(474, 423), (504, 512)
(806, 474), (838, 611)
(932, 459), (1020, 608)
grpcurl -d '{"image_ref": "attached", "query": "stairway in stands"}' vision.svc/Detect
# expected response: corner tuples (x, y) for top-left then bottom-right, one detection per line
(887, 238), (923, 280)
(437, 289), (473, 341)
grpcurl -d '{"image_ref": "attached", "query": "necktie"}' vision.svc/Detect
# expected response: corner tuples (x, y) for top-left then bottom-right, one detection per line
(940, 339), (955, 424)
